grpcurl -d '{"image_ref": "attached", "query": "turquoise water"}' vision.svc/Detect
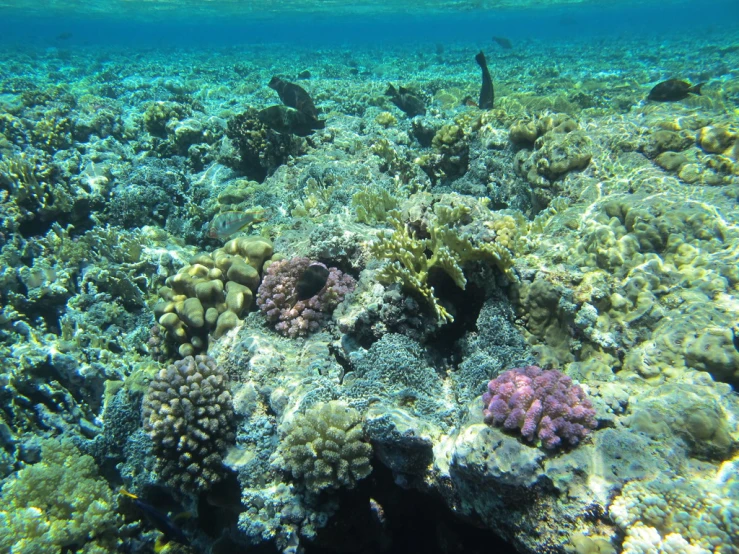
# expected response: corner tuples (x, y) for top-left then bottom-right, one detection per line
(1, 0), (738, 553)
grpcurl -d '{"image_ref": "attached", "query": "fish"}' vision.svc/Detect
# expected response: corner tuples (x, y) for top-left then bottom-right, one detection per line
(268, 76), (320, 118)
(647, 79), (705, 102)
(492, 36), (513, 49)
(296, 263), (330, 300)
(120, 488), (190, 548)
(208, 208), (267, 240)
(385, 84), (426, 117)
(475, 51), (495, 109)
(257, 105), (325, 136)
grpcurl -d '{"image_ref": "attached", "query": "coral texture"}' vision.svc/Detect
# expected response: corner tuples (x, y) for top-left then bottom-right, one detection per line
(0, 438), (120, 553)
(276, 400), (372, 493)
(142, 354), (235, 492)
(154, 236), (273, 358)
(482, 365), (597, 448)
(256, 257), (355, 338)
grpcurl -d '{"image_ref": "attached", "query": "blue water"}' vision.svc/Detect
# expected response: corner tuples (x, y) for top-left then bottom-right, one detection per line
(0, 0), (737, 47)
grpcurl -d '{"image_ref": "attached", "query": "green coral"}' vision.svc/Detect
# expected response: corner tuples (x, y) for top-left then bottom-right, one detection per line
(276, 400), (372, 493)
(371, 203), (514, 322)
(352, 185), (398, 224)
(0, 438), (120, 553)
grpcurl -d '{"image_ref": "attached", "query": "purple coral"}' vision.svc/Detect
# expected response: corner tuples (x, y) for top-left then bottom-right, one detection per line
(482, 365), (597, 449)
(257, 257), (355, 338)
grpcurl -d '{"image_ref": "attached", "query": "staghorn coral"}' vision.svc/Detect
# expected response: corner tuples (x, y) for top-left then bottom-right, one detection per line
(256, 257), (355, 338)
(275, 400), (372, 493)
(142, 354), (236, 492)
(0, 438), (121, 553)
(482, 365), (597, 449)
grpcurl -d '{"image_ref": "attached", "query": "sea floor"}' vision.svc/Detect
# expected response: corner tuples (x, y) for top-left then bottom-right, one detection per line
(0, 26), (738, 554)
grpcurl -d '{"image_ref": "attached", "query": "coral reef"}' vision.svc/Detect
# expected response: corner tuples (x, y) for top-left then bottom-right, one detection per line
(154, 236), (273, 357)
(256, 257), (356, 337)
(275, 400), (372, 493)
(482, 365), (597, 449)
(142, 355), (236, 492)
(0, 438), (121, 553)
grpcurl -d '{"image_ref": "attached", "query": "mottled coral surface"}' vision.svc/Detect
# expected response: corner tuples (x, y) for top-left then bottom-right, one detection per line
(257, 257), (355, 337)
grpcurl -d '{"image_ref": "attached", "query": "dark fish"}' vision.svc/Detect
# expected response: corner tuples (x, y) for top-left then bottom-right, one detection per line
(268, 76), (320, 118)
(120, 489), (190, 547)
(647, 79), (705, 102)
(385, 84), (426, 117)
(257, 105), (325, 137)
(56, 32), (73, 40)
(475, 51), (494, 109)
(492, 36), (513, 49)
(296, 263), (330, 300)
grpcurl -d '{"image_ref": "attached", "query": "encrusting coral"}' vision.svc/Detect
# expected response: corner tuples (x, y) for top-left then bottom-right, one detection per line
(275, 400), (372, 493)
(142, 354), (236, 492)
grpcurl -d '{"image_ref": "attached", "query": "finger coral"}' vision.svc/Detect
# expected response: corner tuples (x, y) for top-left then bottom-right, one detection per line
(142, 354), (235, 492)
(482, 365), (597, 449)
(256, 257), (355, 338)
(275, 400), (372, 493)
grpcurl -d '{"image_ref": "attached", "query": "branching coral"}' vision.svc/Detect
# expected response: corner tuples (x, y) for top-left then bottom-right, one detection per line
(370, 203), (514, 323)
(257, 257), (355, 338)
(142, 354), (236, 492)
(482, 365), (597, 449)
(275, 400), (372, 493)
(0, 438), (120, 553)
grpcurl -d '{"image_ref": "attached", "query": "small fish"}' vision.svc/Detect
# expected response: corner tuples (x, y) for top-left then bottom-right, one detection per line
(475, 51), (495, 109)
(268, 76), (320, 118)
(492, 36), (513, 49)
(208, 208), (266, 240)
(56, 32), (73, 40)
(296, 263), (330, 300)
(647, 79), (705, 102)
(385, 84), (426, 117)
(120, 488), (190, 548)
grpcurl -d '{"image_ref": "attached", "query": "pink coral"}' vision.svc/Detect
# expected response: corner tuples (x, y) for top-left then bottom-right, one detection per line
(256, 257), (355, 338)
(482, 365), (597, 449)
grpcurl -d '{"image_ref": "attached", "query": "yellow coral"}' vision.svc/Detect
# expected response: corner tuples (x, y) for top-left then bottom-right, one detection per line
(0, 438), (120, 553)
(370, 203), (514, 323)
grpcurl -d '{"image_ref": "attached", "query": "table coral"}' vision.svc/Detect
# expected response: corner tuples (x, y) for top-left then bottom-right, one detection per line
(256, 257), (355, 338)
(482, 365), (597, 449)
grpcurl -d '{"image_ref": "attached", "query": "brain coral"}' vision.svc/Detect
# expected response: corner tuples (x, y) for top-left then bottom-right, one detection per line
(142, 355), (235, 492)
(276, 400), (372, 493)
(256, 257), (355, 338)
(482, 365), (597, 449)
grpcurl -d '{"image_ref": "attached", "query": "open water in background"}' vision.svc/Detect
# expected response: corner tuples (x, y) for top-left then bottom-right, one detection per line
(0, 0), (737, 48)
